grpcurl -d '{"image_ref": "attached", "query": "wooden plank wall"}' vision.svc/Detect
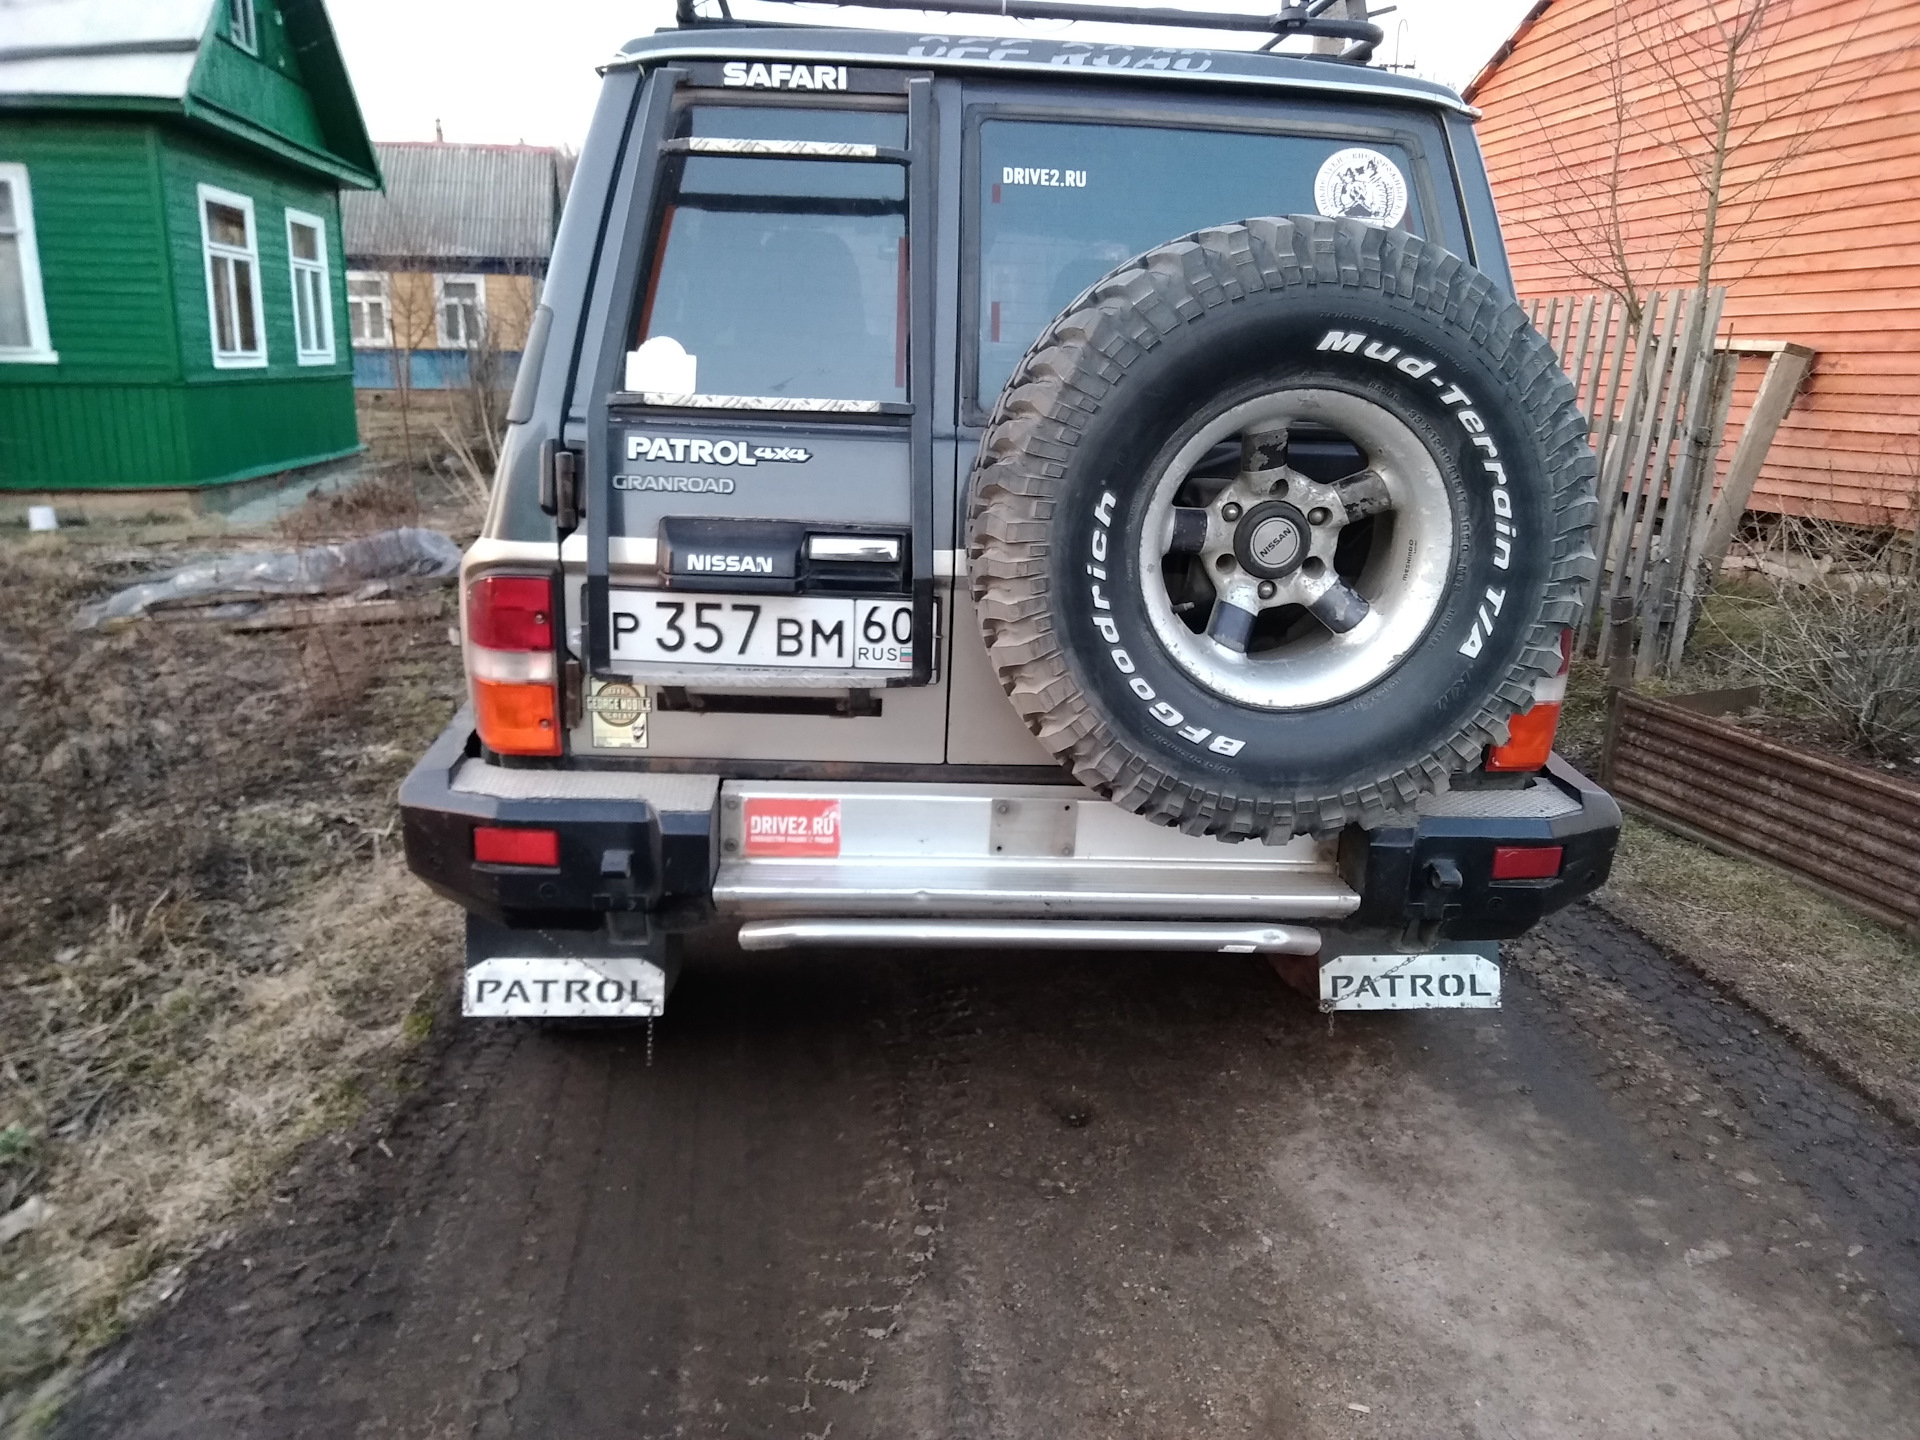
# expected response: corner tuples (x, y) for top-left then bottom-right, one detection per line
(1468, 0), (1920, 527)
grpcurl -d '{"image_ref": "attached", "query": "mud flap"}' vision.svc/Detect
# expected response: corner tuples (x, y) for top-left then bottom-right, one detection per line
(463, 913), (679, 1019)
(1271, 934), (1500, 1012)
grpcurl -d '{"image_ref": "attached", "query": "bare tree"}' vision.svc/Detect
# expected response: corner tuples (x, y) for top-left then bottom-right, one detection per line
(382, 269), (438, 472)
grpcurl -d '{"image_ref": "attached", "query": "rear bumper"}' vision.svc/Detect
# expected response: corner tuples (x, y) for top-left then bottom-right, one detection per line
(1340, 754), (1621, 941)
(401, 710), (1619, 943)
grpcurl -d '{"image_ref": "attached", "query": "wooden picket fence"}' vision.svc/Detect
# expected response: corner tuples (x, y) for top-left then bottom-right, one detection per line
(1523, 290), (1813, 678)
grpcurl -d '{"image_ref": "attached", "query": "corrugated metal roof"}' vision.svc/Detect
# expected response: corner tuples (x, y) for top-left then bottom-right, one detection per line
(341, 143), (561, 267)
(0, 0), (213, 100)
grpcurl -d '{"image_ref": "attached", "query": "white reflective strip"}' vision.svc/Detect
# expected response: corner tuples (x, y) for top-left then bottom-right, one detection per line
(635, 392), (884, 413)
(1532, 672), (1569, 703)
(468, 647), (556, 684)
(686, 137), (880, 157)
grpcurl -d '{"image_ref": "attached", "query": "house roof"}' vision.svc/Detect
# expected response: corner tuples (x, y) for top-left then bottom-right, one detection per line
(0, 0), (380, 189)
(0, 0), (212, 100)
(1461, 0), (1553, 103)
(341, 143), (562, 268)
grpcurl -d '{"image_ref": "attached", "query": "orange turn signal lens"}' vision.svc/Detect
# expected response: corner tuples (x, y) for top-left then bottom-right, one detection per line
(473, 676), (560, 756)
(1486, 700), (1562, 772)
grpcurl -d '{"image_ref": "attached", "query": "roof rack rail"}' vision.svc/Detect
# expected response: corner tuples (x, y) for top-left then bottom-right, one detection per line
(673, 1), (1385, 64)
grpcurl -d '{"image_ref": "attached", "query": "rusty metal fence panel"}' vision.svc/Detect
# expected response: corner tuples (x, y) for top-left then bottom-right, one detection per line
(1605, 691), (1920, 933)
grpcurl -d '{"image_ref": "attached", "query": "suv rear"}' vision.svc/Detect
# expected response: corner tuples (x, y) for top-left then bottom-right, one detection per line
(401, 3), (1620, 1021)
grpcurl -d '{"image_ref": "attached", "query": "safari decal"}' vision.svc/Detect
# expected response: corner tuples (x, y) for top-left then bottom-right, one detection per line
(721, 61), (850, 91)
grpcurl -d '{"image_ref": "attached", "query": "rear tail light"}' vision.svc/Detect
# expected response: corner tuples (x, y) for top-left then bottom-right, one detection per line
(1492, 844), (1563, 881)
(473, 825), (560, 867)
(1487, 627), (1572, 773)
(467, 574), (561, 756)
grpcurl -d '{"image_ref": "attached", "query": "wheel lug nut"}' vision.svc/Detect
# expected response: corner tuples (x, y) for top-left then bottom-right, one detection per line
(1257, 580), (1277, 600)
(1309, 507), (1331, 526)
(1214, 554), (1236, 572)
(1221, 502), (1242, 522)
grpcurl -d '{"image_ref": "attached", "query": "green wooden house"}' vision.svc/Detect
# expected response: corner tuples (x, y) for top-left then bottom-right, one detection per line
(0, 0), (379, 494)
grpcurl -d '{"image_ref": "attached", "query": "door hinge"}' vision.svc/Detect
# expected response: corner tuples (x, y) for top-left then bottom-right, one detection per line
(539, 439), (580, 534)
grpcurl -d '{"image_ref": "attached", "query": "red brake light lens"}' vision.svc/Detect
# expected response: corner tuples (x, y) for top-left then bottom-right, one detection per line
(468, 575), (554, 651)
(473, 826), (560, 867)
(1492, 845), (1563, 881)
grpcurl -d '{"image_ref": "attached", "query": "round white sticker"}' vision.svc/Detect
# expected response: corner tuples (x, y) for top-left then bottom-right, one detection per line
(1313, 147), (1410, 228)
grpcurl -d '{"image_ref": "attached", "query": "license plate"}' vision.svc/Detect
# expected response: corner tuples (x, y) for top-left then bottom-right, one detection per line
(608, 590), (913, 670)
(464, 955), (666, 1017)
(1319, 952), (1501, 1011)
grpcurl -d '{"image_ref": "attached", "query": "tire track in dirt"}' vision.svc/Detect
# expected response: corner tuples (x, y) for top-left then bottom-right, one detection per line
(47, 907), (1920, 1440)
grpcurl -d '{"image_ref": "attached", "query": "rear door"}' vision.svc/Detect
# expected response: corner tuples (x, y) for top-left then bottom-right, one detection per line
(570, 62), (945, 763)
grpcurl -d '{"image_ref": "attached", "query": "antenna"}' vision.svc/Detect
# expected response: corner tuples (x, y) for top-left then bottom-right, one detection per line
(675, 1), (1385, 63)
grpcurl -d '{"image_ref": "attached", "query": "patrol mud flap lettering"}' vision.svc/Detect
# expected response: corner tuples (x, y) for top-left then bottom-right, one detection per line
(465, 956), (667, 1018)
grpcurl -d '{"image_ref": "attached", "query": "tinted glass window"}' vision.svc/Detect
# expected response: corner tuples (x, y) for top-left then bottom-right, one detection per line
(637, 105), (908, 404)
(975, 120), (1424, 403)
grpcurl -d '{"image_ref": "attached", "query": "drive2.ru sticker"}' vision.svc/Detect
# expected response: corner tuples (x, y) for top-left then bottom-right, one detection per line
(742, 798), (841, 857)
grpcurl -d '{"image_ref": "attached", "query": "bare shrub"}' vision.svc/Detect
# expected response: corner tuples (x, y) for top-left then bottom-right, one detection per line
(277, 467), (423, 545)
(1716, 514), (1920, 761)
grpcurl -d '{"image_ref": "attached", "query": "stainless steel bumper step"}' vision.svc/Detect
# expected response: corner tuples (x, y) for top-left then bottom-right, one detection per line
(736, 918), (1322, 953)
(713, 859), (1358, 920)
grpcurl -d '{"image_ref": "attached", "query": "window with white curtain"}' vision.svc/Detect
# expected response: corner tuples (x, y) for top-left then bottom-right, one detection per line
(347, 271), (390, 346)
(199, 184), (266, 367)
(436, 274), (485, 348)
(285, 209), (333, 363)
(0, 163), (56, 363)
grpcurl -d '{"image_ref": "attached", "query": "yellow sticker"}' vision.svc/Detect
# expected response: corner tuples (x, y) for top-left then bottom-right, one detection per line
(586, 679), (648, 749)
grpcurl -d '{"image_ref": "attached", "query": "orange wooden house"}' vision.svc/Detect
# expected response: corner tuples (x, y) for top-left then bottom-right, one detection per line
(1466, 0), (1920, 525)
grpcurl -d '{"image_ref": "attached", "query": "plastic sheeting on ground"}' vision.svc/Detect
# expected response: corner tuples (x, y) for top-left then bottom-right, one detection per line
(76, 528), (464, 630)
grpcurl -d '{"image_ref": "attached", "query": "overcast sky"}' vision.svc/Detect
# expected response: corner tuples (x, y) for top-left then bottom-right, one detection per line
(326, 0), (1536, 148)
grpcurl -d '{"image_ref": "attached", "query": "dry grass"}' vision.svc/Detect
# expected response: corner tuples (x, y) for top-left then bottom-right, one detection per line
(0, 505), (469, 1424)
(0, 861), (457, 1410)
(1596, 816), (1920, 1127)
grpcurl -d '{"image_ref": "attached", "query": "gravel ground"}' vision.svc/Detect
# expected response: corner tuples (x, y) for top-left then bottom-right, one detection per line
(45, 903), (1920, 1440)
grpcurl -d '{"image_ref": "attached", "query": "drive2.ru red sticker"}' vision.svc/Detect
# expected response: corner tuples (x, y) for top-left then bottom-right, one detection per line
(742, 797), (841, 857)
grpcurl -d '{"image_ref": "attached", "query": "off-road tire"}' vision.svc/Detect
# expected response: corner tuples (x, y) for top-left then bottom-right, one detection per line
(965, 215), (1596, 841)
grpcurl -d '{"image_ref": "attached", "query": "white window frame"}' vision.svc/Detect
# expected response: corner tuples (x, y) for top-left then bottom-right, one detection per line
(284, 208), (334, 364)
(435, 272), (487, 349)
(0, 163), (57, 364)
(227, 0), (258, 54)
(346, 269), (391, 348)
(198, 183), (267, 368)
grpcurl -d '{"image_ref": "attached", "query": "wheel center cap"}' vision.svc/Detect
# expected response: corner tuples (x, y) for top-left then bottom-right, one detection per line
(1234, 501), (1310, 579)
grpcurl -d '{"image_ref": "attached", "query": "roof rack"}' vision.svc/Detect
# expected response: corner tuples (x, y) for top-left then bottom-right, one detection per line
(673, 1), (1385, 64)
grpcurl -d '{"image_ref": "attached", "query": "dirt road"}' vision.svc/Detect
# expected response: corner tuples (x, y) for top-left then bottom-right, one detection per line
(54, 905), (1920, 1439)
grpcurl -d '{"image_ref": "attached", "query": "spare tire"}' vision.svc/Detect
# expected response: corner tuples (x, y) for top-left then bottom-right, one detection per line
(966, 215), (1597, 841)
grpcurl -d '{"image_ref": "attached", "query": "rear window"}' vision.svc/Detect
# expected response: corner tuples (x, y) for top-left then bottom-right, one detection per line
(635, 105), (909, 406)
(975, 119), (1426, 404)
